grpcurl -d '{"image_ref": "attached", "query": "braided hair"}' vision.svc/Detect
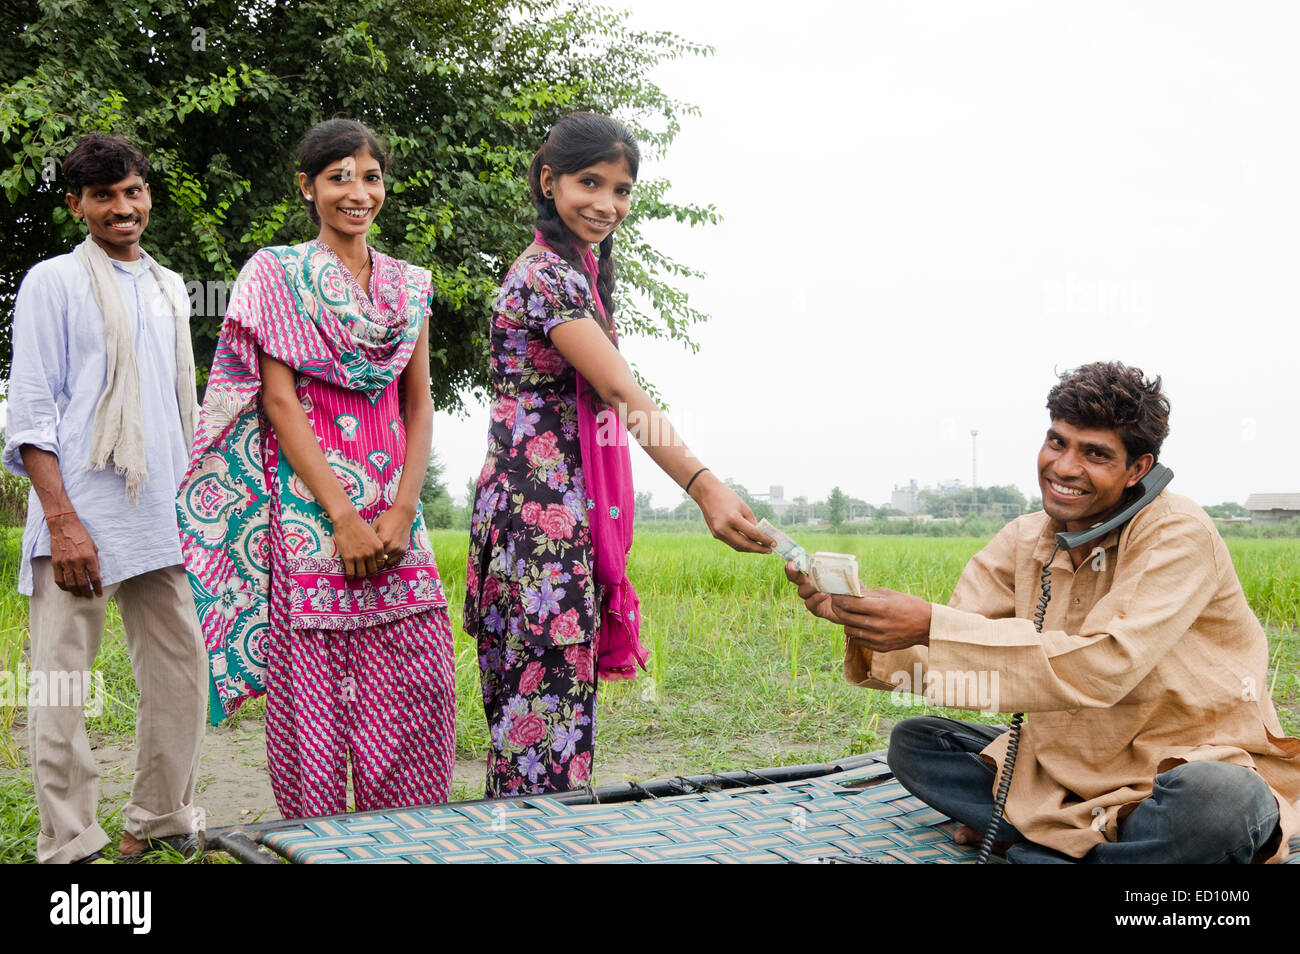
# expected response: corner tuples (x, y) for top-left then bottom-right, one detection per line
(526, 112), (640, 334)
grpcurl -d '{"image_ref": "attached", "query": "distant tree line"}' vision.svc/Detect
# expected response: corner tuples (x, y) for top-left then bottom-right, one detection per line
(628, 486), (1299, 540)
(641, 481), (1031, 531)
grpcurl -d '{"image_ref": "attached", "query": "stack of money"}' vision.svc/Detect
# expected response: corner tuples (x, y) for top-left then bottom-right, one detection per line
(757, 519), (865, 597)
(758, 518), (810, 573)
(808, 552), (866, 597)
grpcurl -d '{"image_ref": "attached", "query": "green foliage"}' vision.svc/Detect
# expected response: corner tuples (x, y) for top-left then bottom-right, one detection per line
(920, 484), (1027, 520)
(807, 515), (1009, 538)
(827, 485), (846, 531)
(1217, 517), (1300, 539)
(453, 475), (478, 530)
(0, 471), (28, 527)
(1204, 501), (1249, 519)
(0, 0), (717, 411)
(418, 449), (453, 529)
(672, 495), (702, 521)
(632, 489), (667, 522)
(722, 478), (773, 522)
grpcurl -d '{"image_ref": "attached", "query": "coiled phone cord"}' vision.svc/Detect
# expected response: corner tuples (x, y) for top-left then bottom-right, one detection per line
(976, 542), (1060, 865)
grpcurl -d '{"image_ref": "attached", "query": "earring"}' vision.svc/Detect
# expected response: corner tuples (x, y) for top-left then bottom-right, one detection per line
(305, 193), (313, 200)
(545, 190), (553, 197)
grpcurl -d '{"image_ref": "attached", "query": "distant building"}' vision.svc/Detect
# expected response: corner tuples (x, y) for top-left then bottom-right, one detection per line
(891, 480), (920, 514)
(892, 478), (968, 514)
(1244, 493), (1300, 523)
(754, 484), (794, 518)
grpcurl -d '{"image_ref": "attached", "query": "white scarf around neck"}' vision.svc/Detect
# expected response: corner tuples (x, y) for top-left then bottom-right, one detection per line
(74, 235), (197, 503)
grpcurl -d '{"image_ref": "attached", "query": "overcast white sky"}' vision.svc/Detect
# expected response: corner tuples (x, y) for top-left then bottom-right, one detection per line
(14, 2), (1286, 512)
(432, 0), (1299, 511)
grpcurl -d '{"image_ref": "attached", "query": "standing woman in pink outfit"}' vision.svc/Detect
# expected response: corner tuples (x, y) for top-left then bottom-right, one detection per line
(178, 119), (456, 817)
(465, 112), (772, 797)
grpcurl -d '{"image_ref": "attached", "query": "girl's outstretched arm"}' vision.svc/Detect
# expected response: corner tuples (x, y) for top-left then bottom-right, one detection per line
(548, 317), (773, 554)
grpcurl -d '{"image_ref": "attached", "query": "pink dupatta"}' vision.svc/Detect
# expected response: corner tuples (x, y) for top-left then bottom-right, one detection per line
(534, 230), (648, 681)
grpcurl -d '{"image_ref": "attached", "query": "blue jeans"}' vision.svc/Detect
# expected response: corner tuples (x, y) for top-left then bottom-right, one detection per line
(887, 716), (1282, 864)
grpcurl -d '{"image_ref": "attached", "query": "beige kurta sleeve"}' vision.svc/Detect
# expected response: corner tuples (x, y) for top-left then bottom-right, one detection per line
(843, 519), (1021, 691)
(925, 508), (1220, 712)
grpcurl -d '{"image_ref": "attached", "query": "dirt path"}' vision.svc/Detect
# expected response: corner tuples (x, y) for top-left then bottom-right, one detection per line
(6, 717), (673, 829)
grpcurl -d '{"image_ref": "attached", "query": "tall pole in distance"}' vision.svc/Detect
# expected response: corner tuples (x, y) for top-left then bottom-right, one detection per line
(971, 429), (978, 517)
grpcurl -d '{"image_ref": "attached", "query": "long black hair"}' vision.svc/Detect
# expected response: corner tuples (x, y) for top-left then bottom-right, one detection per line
(296, 118), (389, 225)
(527, 112), (640, 328)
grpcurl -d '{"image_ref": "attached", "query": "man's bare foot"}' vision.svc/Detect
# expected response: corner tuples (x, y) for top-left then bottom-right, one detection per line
(118, 833), (147, 856)
(117, 832), (197, 861)
(953, 824), (1010, 856)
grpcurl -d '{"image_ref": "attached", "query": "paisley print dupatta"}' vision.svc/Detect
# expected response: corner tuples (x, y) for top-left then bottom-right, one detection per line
(177, 241), (435, 723)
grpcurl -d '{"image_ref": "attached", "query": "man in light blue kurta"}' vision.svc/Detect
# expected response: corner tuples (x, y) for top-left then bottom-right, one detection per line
(2, 134), (206, 864)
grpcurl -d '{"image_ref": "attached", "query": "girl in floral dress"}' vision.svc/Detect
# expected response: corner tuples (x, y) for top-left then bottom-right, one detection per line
(465, 113), (772, 797)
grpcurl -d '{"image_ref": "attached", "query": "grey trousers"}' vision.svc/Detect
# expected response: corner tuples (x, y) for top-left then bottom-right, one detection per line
(27, 558), (207, 863)
(888, 716), (1283, 864)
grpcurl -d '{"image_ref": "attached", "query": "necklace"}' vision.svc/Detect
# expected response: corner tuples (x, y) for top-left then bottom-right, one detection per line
(312, 238), (372, 296)
(338, 249), (371, 294)
(342, 250), (369, 283)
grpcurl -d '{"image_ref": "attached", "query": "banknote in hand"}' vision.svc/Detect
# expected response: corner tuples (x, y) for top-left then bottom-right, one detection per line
(758, 518), (810, 573)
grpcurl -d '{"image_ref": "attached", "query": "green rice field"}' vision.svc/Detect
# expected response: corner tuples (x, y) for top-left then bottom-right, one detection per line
(0, 527), (1296, 863)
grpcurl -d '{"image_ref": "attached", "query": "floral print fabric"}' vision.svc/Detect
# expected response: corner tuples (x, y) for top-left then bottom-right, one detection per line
(466, 249), (603, 794)
(478, 639), (597, 797)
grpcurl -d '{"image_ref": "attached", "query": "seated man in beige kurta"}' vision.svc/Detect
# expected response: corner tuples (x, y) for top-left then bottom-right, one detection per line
(789, 361), (1300, 863)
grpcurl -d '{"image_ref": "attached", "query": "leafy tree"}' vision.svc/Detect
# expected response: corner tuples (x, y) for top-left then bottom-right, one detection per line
(0, 0), (717, 409)
(827, 485), (846, 530)
(779, 495), (810, 525)
(723, 477), (772, 521)
(418, 449), (454, 529)
(1204, 501), (1248, 519)
(673, 494), (701, 520)
(918, 489), (955, 518)
(922, 484), (1027, 519)
(845, 495), (874, 521)
(455, 475), (479, 530)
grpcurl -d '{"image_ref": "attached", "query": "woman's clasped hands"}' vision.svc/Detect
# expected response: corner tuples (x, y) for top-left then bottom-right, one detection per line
(331, 504), (414, 579)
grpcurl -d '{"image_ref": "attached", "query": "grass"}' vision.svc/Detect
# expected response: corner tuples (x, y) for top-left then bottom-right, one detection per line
(1, 526), (1296, 862)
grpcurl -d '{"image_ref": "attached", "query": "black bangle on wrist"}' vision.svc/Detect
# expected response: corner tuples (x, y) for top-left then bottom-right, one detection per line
(684, 466), (709, 495)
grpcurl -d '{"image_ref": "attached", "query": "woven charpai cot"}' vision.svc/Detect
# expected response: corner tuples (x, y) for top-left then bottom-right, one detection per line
(254, 755), (980, 864)
(225, 752), (1300, 865)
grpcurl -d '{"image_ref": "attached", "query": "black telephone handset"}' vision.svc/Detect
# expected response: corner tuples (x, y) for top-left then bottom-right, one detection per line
(1053, 463), (1175, 552)
(976, 463), (1174, 863)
